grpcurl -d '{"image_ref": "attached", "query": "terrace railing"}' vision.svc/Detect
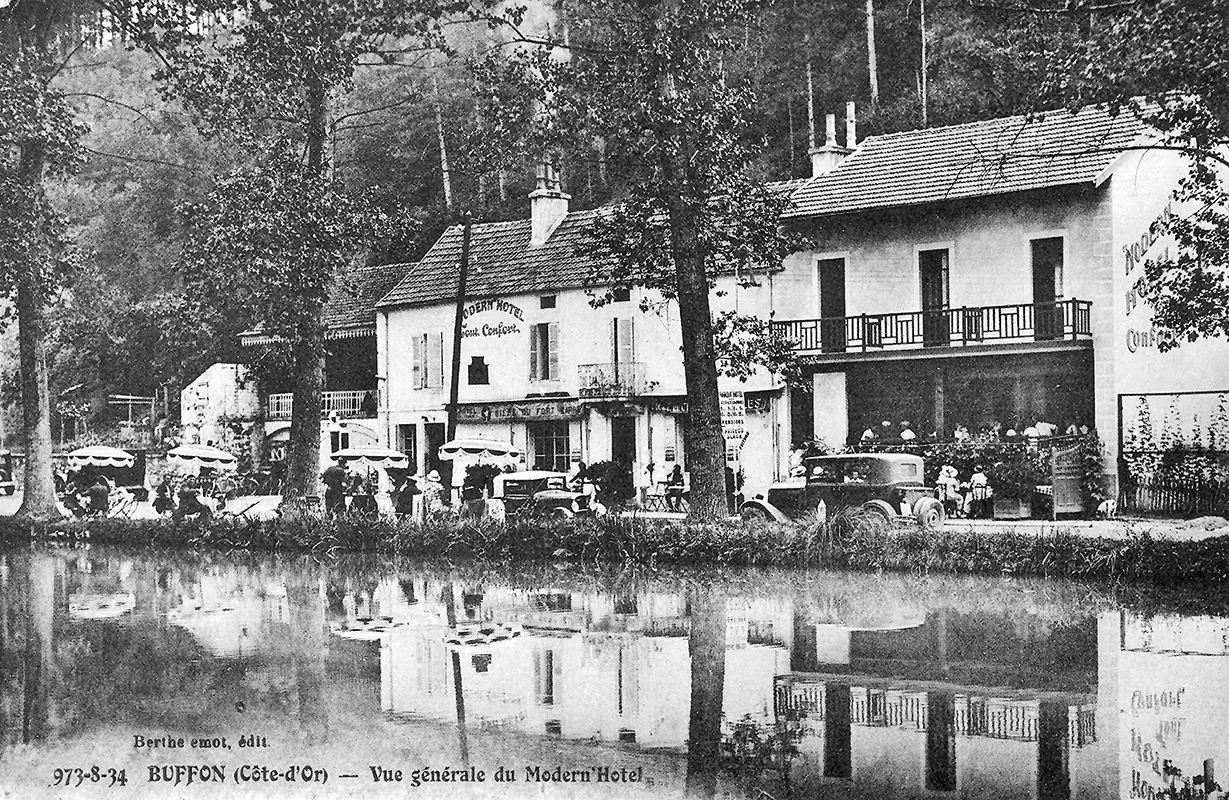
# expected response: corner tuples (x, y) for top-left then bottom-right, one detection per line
(578, 362), (646, 399)
(773, 299), (1092, 354)
(266, 390), (376, 420)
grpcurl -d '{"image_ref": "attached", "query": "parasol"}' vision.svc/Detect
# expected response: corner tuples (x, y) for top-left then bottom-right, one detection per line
(67, 445), (134, 470)
(437, 437), (522, 461)
(168, 444), (237, 472)
(330, 446), (409, 468)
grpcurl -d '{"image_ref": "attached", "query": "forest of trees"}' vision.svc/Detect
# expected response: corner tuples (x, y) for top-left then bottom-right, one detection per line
(3, 0), (1226, 516)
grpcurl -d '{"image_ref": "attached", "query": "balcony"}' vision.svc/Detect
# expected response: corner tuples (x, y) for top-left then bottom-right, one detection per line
(773, 299), (1092, 355)
(578, 362), (646, 399)
(266, 390), (376, 421)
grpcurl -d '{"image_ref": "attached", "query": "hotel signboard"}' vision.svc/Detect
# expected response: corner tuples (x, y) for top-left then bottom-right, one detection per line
(456, 399), (584, 423)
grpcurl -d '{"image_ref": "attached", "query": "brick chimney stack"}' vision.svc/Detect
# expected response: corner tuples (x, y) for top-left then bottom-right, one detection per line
(529, 159), (570, 247)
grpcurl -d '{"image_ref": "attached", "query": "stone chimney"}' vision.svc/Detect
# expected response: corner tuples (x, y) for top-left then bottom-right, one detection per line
(529, 160), (570, 247)
(808, 105), (856, 177)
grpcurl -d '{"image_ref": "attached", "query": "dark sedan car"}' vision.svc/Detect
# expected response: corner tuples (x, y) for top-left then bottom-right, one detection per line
(494, 470), (599, 518)
(740, 453), (945, 529)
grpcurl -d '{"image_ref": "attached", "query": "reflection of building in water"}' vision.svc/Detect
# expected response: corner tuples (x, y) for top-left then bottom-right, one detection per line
(781, 604), (1102, 800)
(381, 582), (791, 750)
(167, 572), (291, 658)
(1113, 610), (1229, 800)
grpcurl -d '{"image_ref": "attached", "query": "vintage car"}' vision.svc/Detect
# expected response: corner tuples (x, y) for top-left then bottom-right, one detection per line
(740, 453), (945, 529)
(493, 470), (599, 518)
(0, 449), (14, 496)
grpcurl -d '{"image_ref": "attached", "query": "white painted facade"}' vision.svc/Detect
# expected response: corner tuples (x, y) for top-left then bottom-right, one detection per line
(377, 277), (790, 499)
(179, 363), (260, 447)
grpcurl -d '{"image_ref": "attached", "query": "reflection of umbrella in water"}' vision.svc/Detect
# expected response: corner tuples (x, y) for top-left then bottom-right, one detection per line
(168, 444), (237, 472)
(438, 438), (522, 461)
(330, 616), (402, 641)
(330, 446), (409, 468)
(69, 592), (135, 619)
(67, 445), (135, 470)
(445, 622), (522, 647)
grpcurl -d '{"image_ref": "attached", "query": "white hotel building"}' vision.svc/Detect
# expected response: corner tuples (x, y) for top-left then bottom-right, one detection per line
(229, 105), (1229, 501)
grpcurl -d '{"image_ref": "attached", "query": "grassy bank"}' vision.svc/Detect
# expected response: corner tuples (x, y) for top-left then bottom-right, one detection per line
(3, 511), (1229, 586)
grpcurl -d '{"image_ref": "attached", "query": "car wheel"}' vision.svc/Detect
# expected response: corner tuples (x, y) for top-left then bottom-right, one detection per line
(551, 507), (575, 520)
(913, 497), (945, 530)
(740, 506), (771, 523)
(860, 501), (895, 526)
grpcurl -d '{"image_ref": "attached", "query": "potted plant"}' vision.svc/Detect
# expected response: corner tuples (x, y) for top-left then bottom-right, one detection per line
(990, 454), (1046, 519)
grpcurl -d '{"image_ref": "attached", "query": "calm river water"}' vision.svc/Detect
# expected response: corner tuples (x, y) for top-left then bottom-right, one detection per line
(0, 543), (1226, 799)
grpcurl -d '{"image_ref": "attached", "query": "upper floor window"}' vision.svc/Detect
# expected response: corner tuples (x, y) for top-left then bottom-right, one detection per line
(530, 322), (560, 382)
(613, 317), (635, 363)
(611, 286), (631, 303)
(411, 332), (445, 390)
(540, 295), (557, 309)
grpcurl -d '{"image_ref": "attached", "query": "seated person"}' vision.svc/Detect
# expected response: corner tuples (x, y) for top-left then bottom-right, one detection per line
(86, 476), (111, 515)
(935, 465), (962, 516)
(173, 478), (213, 521)
(843, 469), (866, 484)
(965, 465), (993, 519)
(393, 476), (420, 517)
(898, 421), (917, 441)
(665, 465), (686, 511)
(153, 478), (177, 515)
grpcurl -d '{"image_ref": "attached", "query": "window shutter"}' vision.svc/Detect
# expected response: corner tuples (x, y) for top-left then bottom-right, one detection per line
(428, 332), (444, 388)
(529, 324), (540, 381)
(616, 317), (634, 363)
(548, 322), (560, 381)
(411, 334), (423, 390)
(551, 647), (562, 706)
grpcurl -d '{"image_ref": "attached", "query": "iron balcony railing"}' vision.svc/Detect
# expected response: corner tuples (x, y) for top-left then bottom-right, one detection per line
(772, 298), (1092, 354)
(578, 362), (646, 399)
(266, 390), (377, 420)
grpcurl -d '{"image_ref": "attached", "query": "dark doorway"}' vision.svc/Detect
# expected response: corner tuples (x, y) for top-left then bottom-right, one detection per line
(611, 417), (636, 467)
(920, 248), (950, 347)
(1032, 237), (1064, 341)
(818, 257), (847, 353)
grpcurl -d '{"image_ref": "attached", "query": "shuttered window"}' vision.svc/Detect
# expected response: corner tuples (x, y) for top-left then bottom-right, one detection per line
(613, 317), (635, 364)
(411, 332), (446, 390)
(529, 322), (560, 382)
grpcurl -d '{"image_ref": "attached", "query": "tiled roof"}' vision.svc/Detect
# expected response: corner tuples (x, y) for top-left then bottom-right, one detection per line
(325, 261), (408, 331)
(377, 208), (612, 309)
(785, 106), (1148, 219)
(377, 181), (821, 310)
(239, 261), (407, 344)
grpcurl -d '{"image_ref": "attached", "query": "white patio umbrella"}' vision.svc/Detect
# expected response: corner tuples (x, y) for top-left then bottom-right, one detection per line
(330, 446), (409, 468)
(168, 444), (238, 472)
(437, 438), (523, 461)
(67, 445), (134, 470)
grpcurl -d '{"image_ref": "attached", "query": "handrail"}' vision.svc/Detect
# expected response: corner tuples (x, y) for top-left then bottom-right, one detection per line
(772, 299), (1092, 353)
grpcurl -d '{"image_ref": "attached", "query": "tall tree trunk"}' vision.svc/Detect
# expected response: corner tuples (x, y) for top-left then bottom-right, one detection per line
(662, 160), (727, 520)
(919, 0), (928, 127)
(14, 144), (57, 521)
(282, 76), (329, 508)
(433, 72), (453, 212)
(866, 0), (879, 107)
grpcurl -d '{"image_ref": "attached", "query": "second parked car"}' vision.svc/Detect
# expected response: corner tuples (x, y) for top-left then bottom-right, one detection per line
(739, 453), (945, 529)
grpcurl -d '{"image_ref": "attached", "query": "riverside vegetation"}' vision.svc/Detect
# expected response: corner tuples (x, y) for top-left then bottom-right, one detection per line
(3, 509), (1229, 588)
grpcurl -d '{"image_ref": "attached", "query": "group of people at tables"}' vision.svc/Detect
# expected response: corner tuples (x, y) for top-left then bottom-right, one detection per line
(58, 469), (128, 518)
(859, 418), (1088, 444)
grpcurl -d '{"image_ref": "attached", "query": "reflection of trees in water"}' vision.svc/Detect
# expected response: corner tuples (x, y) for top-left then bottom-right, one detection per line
(685, 583), (726, 799)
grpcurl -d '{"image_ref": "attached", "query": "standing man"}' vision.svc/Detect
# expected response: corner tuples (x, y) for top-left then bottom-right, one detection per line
(321, 458), (352, 517)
